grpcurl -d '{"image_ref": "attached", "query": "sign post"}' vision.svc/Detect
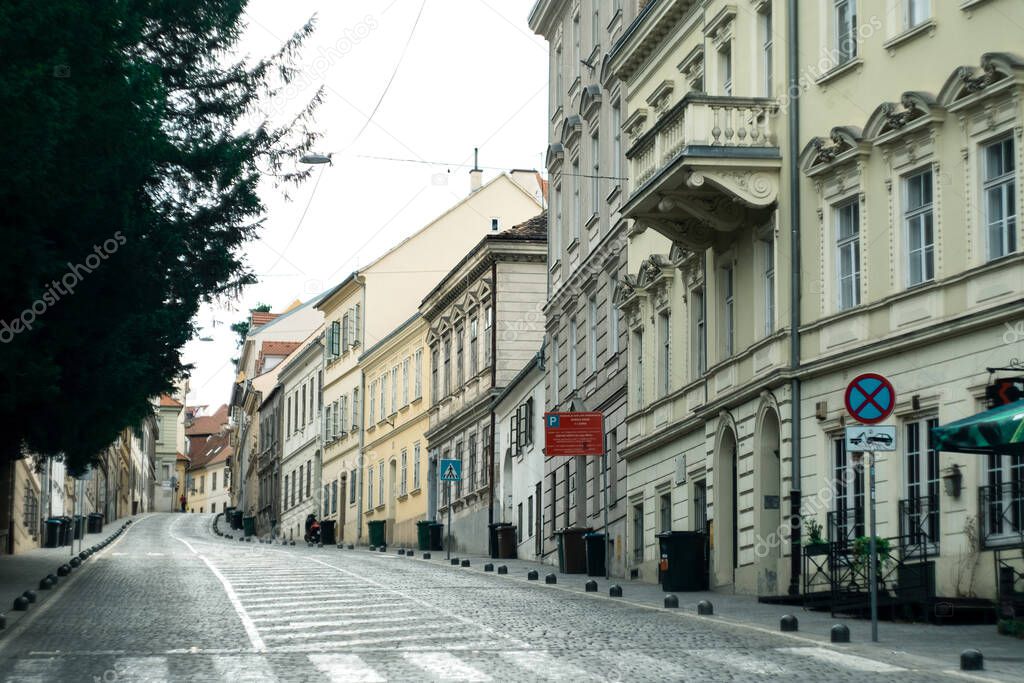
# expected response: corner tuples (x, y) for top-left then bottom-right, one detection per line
(844, 373), (896, 644)
(439, 458), (462, 561)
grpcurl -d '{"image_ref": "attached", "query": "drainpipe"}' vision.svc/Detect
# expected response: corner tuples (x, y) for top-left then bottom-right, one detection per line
(356, 279), (367, 542)
(786, 0), (803, 597)
(488, 258), (498, 555)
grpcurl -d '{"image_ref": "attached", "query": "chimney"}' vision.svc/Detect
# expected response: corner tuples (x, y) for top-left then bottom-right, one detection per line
(469, 147), (482, 193)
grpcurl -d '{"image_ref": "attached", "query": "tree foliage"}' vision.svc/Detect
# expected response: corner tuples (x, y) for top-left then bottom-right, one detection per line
(0, 0), (322, 474)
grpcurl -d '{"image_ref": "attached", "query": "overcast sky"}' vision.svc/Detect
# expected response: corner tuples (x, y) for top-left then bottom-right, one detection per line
(182, 0), (548, 410)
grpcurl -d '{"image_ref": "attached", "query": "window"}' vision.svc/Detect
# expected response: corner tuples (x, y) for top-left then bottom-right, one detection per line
(296, 465), (301, 500)
(369, 380), (377, 422)
(469, 318), (479, 376)
(527, 494), (534, 538)
(212, 472), (217, 491)
(331, 480), (338, 514)
(633, 329), (644, 405)
(572, 12), (580, 78)
(591, 133), (600, 216)
(414, 349), (423, 399)
(633, 502), (644, 562)
(390, 366), (398, 415)
(659, 492), (672, 532)
(431, 346), (439, 402)
(834, 0), (857, 64)
(456, 326), (465, 387)
(443, 337), (451, 396)
(379, 373), (386, 420)
(309, 378), (315, 419)
(518, 502), (524, 544)
(353, 303), (361, 346)
(761, 7), (773, 96)
(833, 437), (865, 546)
(904, 169), (934, 286)
(905, 417), (940, 548)
(455, 441), (464, 498)
(552, 186), (562, 258)
(317, 371), (323, 410)
(200, 474), (205, 493)
(836, 198), (861, 310)
(693, 481), (708, 532)
(611, 101), (622, 188)
(521, 397), (534, 447)
(286, 396), (292, 434)
(413, 443), (421, 490)
(659, 311), (671, 396)
(400, 450), (408, 496)
(349, 469), (357, 504)
(608, 271), (620, 356)
(563, 462), (571, 527)
(569, 317), (578, 391)
(342, 312), (350, 348)
(904, 0), (930, 29)
(306, 460), (311, 498)
(301, 385), (306, 425)
(719, 44), (732, 96)
(289, 473), (295, 508)
(330, 320), (341, 356)
(572, 159), (581, 243)
(352, 388), (359, 429)
(763, 237), (775, 336)
(468, 434), (477, 490)
(984, 137), (1017, 261)
(722, 266), (734, 357)
(403, 358), (411, 405)
(551, 334), (560, 406)
(588, 294), (598, 373)
(490, 217), (500, 231)
(591, 4), (599, 45)
(484, 307), (494, 367)
(367, 465), (374, 508)
(326, 404), (333, 441)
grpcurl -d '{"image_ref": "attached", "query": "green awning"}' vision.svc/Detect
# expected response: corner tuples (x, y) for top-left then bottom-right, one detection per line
(931, 400), (1024, 455)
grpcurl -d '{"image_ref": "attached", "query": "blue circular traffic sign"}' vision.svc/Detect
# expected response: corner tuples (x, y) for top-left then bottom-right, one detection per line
(844, 373), (896, 424)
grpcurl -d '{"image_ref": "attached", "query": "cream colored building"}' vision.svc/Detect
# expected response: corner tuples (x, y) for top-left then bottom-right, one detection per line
(359, 314), (429, 547)
(603, 0), (1024, 611)
(317, 170), (545, 545)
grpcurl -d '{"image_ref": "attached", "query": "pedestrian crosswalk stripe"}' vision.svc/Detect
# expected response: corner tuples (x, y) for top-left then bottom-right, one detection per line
(260, 614), (425, 632)
(115, 656), (171, 682)
(690, 648), (787, 675)
(250, 604), (412, 622)
(264, 622), (474, 642)
(499, 650), (597, 681)
(405, 652), (491, 681)
(308, 653), (385, 683)
(776, 647), (904, 672)
(7, 658), (55, 683)
(211, 654), (278, 682)
(272, 633), (496, 653)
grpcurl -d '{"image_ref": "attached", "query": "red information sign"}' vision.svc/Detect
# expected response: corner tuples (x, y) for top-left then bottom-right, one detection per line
(543, 412), (605, 457)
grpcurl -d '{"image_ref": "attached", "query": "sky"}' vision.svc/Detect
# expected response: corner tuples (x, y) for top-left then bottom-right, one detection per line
(182, 0), (549, 410)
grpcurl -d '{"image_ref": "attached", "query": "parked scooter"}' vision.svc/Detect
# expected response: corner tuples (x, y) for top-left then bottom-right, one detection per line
(304, 513), (321, 544)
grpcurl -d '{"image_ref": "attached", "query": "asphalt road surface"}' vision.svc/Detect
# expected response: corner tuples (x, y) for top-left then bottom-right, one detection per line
(0, 514), (985, 681)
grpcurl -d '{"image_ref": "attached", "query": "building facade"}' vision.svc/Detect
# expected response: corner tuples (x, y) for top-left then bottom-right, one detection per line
(153, 394), (185, 512)
(421, 214), (548, 555)
(530, 0), (639, 578)
(359, 314), (429, 547)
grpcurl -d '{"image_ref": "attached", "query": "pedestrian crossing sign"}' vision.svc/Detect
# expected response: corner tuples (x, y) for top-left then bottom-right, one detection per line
(439, 459), (462, 482)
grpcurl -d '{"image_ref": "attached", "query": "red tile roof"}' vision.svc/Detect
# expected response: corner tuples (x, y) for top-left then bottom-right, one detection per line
(159, 394), (183, 407)
(185, 404), (229, 436)
(256, 340), (302, 374)
(187, 432), (233, 470)
(250, 311), (279, 327)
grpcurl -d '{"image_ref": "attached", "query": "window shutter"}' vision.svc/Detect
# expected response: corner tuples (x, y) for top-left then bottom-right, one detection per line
(342, 313), (350, 349)
(354, 304), (361, 346)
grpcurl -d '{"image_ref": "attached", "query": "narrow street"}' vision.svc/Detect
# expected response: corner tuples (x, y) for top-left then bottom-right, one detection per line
(0, 513), (994, 682)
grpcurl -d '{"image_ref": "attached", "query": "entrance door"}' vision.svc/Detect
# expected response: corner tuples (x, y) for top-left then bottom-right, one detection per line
(338, 475), (347, 541)
(904, 418), (939, 553)
(534, 482), (542, 556)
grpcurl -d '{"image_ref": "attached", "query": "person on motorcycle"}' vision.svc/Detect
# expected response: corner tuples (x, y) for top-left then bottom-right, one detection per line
(304, 513), (321, 543)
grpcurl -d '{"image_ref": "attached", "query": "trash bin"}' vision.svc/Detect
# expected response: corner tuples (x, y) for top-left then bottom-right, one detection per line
(656, 530), (709, 591)
(60, 516), (73, 545)
(320, 519), (336, 546)
(488, 522), (512, 559)
(585, 532), (606, 576)
(232, 510), (243, 530)
(428, 522), (443, 550)
(496, 525), (518, 559)
(417, 520), (432, 550)
(87, 512), (104, 534)
(73, 515), (85, 540)
(556, 527), (591, 574)
(224, 506), (236, 522)
(368, 520), (386, 548)
(242, 516), (255, 537)
(44, 518), (63, 548)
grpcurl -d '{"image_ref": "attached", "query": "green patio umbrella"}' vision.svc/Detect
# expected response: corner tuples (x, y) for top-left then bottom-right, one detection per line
(931, 399), (1024, 455)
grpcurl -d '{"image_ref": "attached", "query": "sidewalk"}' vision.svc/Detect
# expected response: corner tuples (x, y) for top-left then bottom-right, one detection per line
(397, 545), (1024, 681)
(0, 517), (134, 635)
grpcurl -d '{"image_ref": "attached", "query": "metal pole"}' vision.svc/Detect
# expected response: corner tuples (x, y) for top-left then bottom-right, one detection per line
(446, 480), (452, 561)
(602, 448), (610, 580)
(868, 451), (878, 642)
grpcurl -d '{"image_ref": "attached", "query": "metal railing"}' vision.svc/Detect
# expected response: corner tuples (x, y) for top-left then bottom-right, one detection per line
(980, 481), (1024, 549)
(627, 94), (780, 187)
(827, 507), (865, 554)
(898, 495), (939, 557)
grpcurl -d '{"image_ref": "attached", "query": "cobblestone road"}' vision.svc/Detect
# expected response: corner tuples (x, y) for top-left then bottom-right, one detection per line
(0, 514), (1009, 681)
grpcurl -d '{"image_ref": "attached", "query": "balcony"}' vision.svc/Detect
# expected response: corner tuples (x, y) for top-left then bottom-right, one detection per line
(980, 481), (1024, 550)
(622, 94), (781, 251)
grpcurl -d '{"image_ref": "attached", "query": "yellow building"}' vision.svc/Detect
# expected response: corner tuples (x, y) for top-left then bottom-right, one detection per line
(358, 314), (430, 547)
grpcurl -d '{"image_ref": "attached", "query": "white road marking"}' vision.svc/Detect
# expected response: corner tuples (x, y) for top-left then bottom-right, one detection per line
(6, 658), (54, 683)
(170, 524), (266, 652)
(500, 650), (597, 680)
(690, 648), (787, 675)
(114, 656), (171, 682)
(211, 654), (279, 682)
(259, 614), (424, 632)
(776, 647), (905, 672)
(263, 622), (457, 641)
(405, 652), (492, 681)
(308, 653), (385, 682)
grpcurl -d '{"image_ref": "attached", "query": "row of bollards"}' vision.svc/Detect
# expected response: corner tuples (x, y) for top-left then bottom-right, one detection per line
(4, 520), (131, 627)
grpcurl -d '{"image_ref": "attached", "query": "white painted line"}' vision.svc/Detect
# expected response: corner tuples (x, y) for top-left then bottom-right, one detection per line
(250, 603), (411, 621)
(776, 647), (904, 672)
(308, 653), (385, 682)
(404, 652), (492, 682)
(170, 526), (265, 652)
(211, 653), (279, 682)
(500, 650), (597, 681)
(6, 658), (55, 683)
(263, 622), (455, 641)
(691, 649), (787, 675)
(272, 633), (464, 653)
(259, 614), (424, 632)
(115, 656), (171, 682)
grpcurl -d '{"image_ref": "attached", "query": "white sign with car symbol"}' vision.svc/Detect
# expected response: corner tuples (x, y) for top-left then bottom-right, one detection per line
(844, 425), (897, 452)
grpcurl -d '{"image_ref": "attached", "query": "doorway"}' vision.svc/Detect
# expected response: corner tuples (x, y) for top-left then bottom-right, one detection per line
(758, 410), (782, 559)
(714, 426), (738, 587)
(338, 475), (347, 540)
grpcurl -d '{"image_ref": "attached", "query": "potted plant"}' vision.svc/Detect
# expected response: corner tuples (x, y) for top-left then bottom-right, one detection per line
(852, 535), (891, 583)
(803, 518), (829, 555)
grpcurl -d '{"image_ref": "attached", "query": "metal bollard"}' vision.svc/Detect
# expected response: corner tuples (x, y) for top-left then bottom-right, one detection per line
(696, 600), (714, 615)
(545, 573), (557, 584)
(527, 570), (539, 581)
(664, 595), (679, 608)
(484, 563), (494, 572)
(497, 565), (508, 575)
(585, 580), (598, 592)
(830, 624), (850, 643)
(609, 584), (623, 597)
(960, 649), (983, 671)
(780, 615), (798, 632)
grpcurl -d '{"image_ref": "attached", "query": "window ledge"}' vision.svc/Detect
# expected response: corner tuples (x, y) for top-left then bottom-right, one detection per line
(606, 184), (621, 205)
(585, 212), (600, 230)
(960, 0), (993, 10)
(814, 57), (863, 87)
(883, 19), (936, 53)
(567, 238), (580, 254)
(549, 257), (563, 273)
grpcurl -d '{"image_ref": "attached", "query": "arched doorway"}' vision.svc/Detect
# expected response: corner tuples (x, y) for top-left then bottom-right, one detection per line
(757, 408), (782, 561)
(713, 423), (738, 588)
